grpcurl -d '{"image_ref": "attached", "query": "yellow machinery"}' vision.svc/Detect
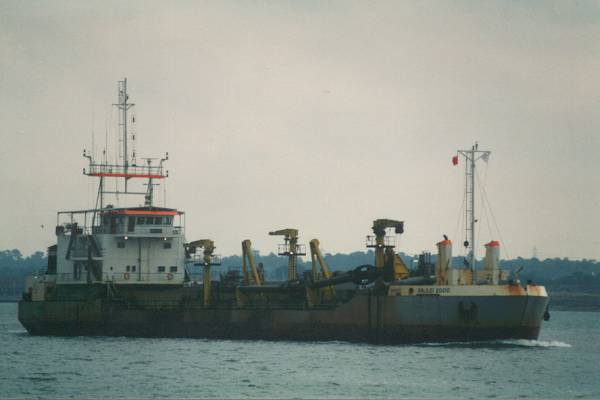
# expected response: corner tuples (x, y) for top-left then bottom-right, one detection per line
(241, 239), (262, 286)
(269, 228), (305, 281)
(187, 239), (219, 307)
(309, 239), (332, 280)
(237, 240), (266, 307)
(308, 238), (334, 305)
(367, 219), (409, 280)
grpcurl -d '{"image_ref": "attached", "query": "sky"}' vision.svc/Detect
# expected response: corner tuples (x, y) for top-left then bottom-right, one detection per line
(0, 1), (599, 260)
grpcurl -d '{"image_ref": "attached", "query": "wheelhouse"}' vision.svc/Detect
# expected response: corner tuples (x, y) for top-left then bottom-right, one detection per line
(52, 207), (186, 285)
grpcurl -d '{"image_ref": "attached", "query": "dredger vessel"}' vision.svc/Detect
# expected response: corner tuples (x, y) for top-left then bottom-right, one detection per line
(18, 79), (550, 343)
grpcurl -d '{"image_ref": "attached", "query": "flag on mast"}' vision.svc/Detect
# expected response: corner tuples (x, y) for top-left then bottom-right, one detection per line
(452, 155), (459, 166)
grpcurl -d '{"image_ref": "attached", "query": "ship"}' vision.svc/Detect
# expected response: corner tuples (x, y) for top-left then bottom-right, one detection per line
(18, 79), (550, 343)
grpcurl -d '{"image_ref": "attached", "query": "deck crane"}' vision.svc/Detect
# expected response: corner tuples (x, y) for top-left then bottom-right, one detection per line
(309, 238), (335, 301)
(269, 228), (306, 281)
(187, 239), (220, 307)
(241, 239), (262, 286)
(309, 239), (332, 280)
(367, 219), (409, 280)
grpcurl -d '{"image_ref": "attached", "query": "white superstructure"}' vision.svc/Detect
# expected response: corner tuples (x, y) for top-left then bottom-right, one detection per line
(54, 207), (186, 284)
(51, 78), (188, 285)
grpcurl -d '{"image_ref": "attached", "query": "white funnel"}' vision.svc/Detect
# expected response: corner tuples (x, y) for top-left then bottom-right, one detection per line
(435, 239), (452, 285)
(484, 240), (500, 284)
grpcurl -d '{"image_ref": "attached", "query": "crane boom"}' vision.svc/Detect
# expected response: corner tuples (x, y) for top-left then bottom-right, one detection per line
(269, 228), (305, 281)
(242, 239), (261, 285)
(309, 238), (335, 302)
(186, 239), (218, 307)
(309, 239), (332, 280)
(268, 228), (298, 238)
(363, 218), (409, 279)
(369, 219), (404, 269)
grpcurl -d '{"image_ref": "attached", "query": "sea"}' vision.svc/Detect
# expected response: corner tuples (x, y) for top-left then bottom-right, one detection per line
(0, 302), (598, 399)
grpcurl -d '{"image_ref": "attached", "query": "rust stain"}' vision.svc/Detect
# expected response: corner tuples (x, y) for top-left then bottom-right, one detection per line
(507, 284), (526, 296)
(526, 285), (543, 296)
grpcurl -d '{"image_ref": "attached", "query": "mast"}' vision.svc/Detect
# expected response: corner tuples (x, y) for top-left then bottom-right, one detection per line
(83, 78), (168, 212)
(457, 143), (490, 273)
(467, 145), (475, 270)
(114, 79), (134, 191)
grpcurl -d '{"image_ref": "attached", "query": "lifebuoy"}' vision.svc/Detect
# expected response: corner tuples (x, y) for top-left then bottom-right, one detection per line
(167, 273), (174, 281)
(123, 272), (130, 280)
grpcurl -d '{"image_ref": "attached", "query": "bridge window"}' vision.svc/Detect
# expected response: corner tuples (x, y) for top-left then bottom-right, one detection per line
(128, 217), (135, 232)
(170, 266), (177, 272)
(126, 265), (131, 272)
(137, 217), (145, 224)
(158, 266), (165, 272)
(163, 242), (172, 249)
(117, 242), (125, 248)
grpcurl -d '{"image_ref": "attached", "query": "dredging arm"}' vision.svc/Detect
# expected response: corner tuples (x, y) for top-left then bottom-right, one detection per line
(307, 238), (335, 305)
(242, 239), (262, 285)
(309, 239), (332, 280)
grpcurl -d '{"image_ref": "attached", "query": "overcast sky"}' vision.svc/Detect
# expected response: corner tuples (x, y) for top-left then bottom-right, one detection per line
(1, 1), (598, 260)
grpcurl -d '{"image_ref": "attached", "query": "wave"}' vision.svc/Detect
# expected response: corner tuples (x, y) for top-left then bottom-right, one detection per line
(498, 339), (572, 348)
(419, 339), (572, 348)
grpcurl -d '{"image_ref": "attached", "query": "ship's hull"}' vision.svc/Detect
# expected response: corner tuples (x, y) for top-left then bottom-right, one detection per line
(18, 286), (549, 344)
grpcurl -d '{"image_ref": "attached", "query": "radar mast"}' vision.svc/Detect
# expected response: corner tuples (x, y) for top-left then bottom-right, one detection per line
(83, 78), (168, 215)
(457, 143), (490, 273)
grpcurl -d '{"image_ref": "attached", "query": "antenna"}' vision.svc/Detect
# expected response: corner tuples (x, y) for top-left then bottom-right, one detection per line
(83, 79), (168, 211)
(113, 78), (135, 191)
(457, 143), (491, 273)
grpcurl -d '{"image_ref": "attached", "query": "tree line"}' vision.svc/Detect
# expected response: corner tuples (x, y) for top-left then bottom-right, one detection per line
(1, 248), (599, 287)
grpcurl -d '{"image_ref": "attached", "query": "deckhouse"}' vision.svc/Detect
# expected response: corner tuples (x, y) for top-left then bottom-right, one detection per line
(50, 78), (188, 285)
(54, 207), (186, 284)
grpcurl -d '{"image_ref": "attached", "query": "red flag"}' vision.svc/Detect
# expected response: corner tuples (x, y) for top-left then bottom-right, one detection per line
(452, 155), (459, 166)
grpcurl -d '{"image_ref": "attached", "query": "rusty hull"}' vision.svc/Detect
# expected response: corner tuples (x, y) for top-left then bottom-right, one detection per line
(18, 284), (549, 344)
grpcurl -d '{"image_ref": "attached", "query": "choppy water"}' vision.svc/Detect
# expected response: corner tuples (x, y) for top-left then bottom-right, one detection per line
(0, 302), (598, 399)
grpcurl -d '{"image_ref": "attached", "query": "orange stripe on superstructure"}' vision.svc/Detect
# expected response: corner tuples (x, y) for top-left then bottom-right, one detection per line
(122, 210), (179, 216)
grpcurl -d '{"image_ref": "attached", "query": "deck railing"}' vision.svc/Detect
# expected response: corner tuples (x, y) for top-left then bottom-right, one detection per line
(86, 163), (166, 178)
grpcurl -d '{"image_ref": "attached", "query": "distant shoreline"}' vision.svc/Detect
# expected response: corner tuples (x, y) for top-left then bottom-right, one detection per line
(548, 291), (600, 312)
